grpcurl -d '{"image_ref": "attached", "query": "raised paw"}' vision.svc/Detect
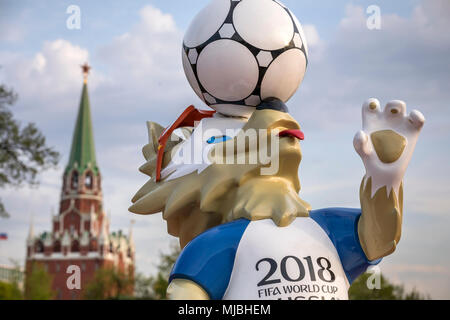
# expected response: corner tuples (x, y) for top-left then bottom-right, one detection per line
(354, 98), (425, 196)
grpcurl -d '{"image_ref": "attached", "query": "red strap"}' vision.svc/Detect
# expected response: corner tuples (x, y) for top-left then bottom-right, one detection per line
(156, 106), (216, 182)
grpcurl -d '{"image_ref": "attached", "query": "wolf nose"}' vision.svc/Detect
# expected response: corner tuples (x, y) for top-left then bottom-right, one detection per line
(279, 129), (305, 140)
(257, 97), (289, 113)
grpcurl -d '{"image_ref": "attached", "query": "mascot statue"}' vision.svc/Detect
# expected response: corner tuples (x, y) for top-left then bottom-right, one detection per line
(129, 0), (425, 300)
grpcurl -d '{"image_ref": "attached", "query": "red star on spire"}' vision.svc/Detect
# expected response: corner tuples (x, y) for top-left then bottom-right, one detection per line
(81, 63), (91, 83)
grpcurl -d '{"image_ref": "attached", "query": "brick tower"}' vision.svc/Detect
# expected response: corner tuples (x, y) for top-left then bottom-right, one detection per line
(25, 64), (135, 300)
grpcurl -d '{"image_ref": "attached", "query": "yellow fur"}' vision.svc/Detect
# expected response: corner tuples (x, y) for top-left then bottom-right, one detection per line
(129, 109), (310, 248)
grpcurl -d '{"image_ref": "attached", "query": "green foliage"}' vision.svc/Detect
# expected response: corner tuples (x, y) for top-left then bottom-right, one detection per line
(0, 260), (24, 300)
(24, 262), (55, 300)
(0, 81), (60, 218)
(0, 281), (23, 300)
(133, 272), (154, 299)
(83, 267), (134, 300)
(349, 272), (429, 300)
(134, 242), (181, 300)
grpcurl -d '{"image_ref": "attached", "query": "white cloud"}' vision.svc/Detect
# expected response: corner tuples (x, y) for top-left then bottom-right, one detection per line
(96, 5), (196, 118)
(295, 0), (450, 130)
(138, 6), (178, 34)
(293, 2), (450, 299)
(303, 24), (321, 48)
(0, 4), (194, 276)
(1, 1), (450, 297)
(3, 40), (90, 97)
(0, 39), (106, 132)
(302, 24), (325, 62)
(291, 1), (450, 226)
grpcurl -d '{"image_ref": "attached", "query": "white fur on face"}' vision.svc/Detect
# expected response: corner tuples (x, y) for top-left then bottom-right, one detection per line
(161, 115), (247, 181)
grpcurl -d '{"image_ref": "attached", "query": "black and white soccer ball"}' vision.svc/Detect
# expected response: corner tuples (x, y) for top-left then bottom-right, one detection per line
(182, 0), (308, 118)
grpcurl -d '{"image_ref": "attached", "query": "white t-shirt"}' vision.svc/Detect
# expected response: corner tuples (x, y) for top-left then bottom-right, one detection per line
(170, 208), (380, 300)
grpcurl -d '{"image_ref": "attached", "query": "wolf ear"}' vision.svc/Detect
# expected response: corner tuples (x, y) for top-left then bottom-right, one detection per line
(139, 122), (165, 177)
(142, 122), (165, 160)
(140, 122), (193, 177)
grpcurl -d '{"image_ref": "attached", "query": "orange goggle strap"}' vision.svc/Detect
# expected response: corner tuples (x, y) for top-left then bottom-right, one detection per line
(156, 106), (216, 182)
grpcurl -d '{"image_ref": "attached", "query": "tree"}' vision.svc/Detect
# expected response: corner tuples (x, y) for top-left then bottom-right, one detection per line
(134, 242), (181, 300)
(0, 80), (59, 218)
(24, 262), (55, 300)
(133, 272), (155, 299)
(0, 261), (24, 300)
(83, 267), (134, 300)
(0, 281), (22, 300)
(0, 281), (23, 300)
(349, 272), (429, 300)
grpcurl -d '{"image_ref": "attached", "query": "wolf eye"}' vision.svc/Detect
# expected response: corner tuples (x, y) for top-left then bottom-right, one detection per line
(207, 136), (232, 144)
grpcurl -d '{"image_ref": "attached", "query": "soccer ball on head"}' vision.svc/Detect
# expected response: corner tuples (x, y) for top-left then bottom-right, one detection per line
(182, 0), (309, 118)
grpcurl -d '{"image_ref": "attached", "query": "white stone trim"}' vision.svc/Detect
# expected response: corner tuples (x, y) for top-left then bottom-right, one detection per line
(28, 252), (113, 261)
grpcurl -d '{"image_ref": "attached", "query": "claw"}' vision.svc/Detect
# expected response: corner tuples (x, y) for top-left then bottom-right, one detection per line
(408, 110), (426, 130)
(385, 100), (407, 117)
(354, 130), (372, 157)
(362, 98), (381, 130)
(363, 98), (381, 113)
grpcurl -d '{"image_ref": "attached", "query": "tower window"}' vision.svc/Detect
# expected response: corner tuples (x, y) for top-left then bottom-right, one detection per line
(71, 171), (79, 190)
(35, 241), (44, 253)
(90, 239), (98, 251)
(54, 241), (61, 253)
(85, 172), (93, 189)
(71, 240), (80, 252)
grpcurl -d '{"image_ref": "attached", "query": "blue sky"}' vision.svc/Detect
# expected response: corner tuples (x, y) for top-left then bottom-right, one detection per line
(0, 0), (423, 56)
(0, 0), (449, 299)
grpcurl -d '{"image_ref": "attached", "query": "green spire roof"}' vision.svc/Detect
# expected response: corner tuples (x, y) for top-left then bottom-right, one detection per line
(66, 83), (99, 175)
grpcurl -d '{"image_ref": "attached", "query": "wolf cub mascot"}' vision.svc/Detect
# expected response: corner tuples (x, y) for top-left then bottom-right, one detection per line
(129, 0), (425, 300)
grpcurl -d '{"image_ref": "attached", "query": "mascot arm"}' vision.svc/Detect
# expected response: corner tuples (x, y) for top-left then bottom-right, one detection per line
(167, 279), (210, 300)
(354, 99), (425, 261)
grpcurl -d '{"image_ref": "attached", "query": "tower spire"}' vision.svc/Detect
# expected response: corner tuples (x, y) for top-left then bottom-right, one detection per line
(27, 214), (34, 240)
(128, 220), (135, 245)
(65, 63), (98, 175)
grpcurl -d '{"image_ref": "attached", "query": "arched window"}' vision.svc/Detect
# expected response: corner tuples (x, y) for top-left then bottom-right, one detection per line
(54, 240), (61, 253)
(90, 239), (98, 251)
(35, 241), (44, 253)
(71, 171), (79, 190)
(85, 171), (93, 189)
(71, 240), (80, 252)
